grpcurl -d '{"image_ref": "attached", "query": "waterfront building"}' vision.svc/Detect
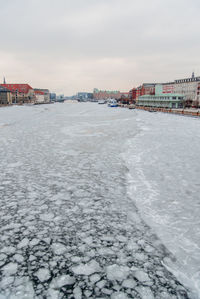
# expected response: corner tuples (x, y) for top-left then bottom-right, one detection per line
(162, 82), (175, 94)
(77, 92), (93, 101)
(1, 84), (35, 104)
(119, 92), (130, 104)
(0, 86), (12, 105)
(120, 92), (129, 99)
(34, 90), (45, 103)
(93, 88), (121, 100)
(173, 73), (200, 106)
(50, 93), (56, 101)
(136, 83), (155, 101)
(132, 73), (200, 107)
(137, 84), (184, 109)
(34, 88), (50, 103)
(56, 94), (65, 102)
(129, 88), (137, 102)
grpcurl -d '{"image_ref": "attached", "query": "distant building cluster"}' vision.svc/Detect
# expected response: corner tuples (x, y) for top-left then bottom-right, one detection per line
(93, 88), (121, 100)
(77, 92), (93, 101)
(75, 73), (200, 109)
(1, 73), (200, 109)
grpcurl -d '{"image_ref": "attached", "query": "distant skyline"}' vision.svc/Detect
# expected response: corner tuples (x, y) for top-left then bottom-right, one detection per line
(0, 0), (200, 95)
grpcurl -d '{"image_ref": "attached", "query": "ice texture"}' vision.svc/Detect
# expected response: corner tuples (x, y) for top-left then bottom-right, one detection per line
(72, 260), (101, 275)
(106, 265), (130, 281)
(34, 268), (51, 282)
(124, 110), (200, 298)
(0, 103), (195, 298)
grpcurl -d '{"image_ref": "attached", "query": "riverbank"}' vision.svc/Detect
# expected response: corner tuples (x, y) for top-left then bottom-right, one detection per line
(119, 103), (200, 117)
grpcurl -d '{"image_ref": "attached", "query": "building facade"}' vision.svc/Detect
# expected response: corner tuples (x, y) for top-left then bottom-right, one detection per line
(0, 86), (12, 105)
(0, 84), (35, 104)
(162, 82), (175, 94)
(77, 92), (93, 101)
(34, 89), (50, 103)
(137, 84), (184, 108)
(136, 83), (155, 101)
(34, 90), (45, 103)
(129, 88), (137, 102)
(93, 88), (121, 100)
(173, 74), (200, 106)
(133, 74), (200, 107)
(50, 93), (56, 101)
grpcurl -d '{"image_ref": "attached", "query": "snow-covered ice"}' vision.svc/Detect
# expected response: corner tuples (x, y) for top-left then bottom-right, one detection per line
(0, 103), (198, 298)
(34, 268), (51, 282)
(123, 110), (200, 298)
(72, 260), (101, 275)
(106, 265), (130, 281)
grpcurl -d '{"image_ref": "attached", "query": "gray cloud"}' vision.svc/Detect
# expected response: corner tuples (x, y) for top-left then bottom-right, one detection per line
(0, 0), (200, 94)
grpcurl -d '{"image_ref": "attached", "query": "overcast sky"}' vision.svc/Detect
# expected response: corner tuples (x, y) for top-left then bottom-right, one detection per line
(0, 0), (200, 95)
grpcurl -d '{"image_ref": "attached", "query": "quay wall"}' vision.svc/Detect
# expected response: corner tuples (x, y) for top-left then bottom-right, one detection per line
(119, 104), (200, 117)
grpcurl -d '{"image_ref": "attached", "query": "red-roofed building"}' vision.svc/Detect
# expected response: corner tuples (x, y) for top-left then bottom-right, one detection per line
(0, 84), (35, 104)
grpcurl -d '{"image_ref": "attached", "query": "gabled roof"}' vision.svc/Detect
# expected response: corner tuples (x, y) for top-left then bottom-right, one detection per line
(1, 84), (33, 94)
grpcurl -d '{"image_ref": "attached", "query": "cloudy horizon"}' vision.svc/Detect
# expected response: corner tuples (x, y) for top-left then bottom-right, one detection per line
(0, 0), (200, 95)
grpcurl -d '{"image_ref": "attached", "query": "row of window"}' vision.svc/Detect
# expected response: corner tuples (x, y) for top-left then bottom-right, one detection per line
(175, 77), (200, 83)
(139, 97), (182, 101)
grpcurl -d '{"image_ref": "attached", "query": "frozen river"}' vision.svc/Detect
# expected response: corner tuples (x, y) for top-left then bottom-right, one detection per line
(0, 102), (199, 298)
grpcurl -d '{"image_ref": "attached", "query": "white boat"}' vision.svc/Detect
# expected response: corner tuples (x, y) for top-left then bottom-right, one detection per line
(108, 99), (118, 107)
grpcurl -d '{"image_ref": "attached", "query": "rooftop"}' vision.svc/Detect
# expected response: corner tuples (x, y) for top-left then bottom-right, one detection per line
(1, 84), (33, 94)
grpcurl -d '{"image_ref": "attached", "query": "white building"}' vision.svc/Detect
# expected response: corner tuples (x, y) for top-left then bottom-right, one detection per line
(34, 90), (45, 103)
(174, 73), (200, 106)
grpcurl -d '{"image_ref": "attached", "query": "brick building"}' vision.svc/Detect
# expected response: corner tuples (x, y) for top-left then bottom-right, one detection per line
(136, 83), (155, 101)
(93, 88), (121, 100)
